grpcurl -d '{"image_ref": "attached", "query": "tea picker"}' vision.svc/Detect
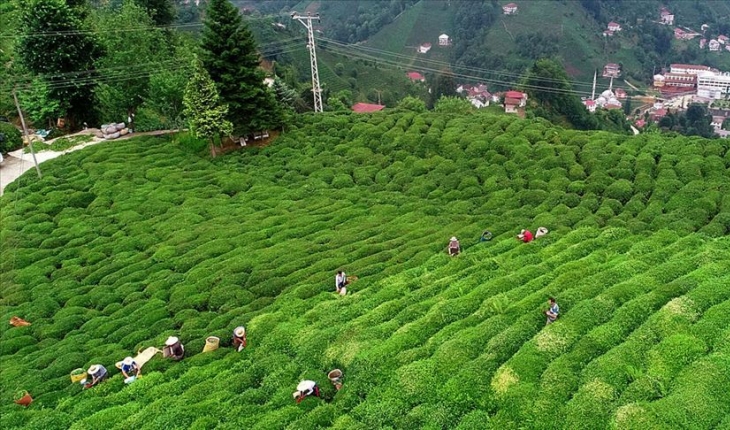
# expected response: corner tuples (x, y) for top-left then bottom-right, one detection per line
(545, 297), (559, 325)
(480, 230), (493, 242)
(232, 326), (247, 352)
(293, 380), (320, 404)
(517, 229), (533, 243)
(448, 236), (461, 256)
(120, 356), (140, 384)
(335, 270), (347, 294)
(84, 364), (108, 389)
(162, 336), (185, 361)
(328, 369), (343, 390)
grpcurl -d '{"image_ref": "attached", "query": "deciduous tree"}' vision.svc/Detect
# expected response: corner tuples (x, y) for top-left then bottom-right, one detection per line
(16, 0), (102, 127)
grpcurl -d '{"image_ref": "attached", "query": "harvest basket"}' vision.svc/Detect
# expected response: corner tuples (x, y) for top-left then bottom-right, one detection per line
(70, 368), (87, 383)
(203, 336), (220, 352)
(14, 390), (32, 407)
(328, 369), (343, 390)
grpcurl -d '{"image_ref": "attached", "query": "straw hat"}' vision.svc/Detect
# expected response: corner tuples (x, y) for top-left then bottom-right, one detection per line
(88, 365), (100, 374)
(520, 229), (525, 234)
(123, 356), (134, 366)
(165, 336), (179, 346)
(292, 391), (301, 399)
(450, 236), (457, 241)
(234, 326), (245, 337)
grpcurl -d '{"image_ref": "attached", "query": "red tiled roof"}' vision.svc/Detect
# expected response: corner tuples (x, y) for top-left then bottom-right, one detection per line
(421, 43), (432, 48)
(608, 21), (619, 27)
(407, 71), (425, 81)
(584, 100), (596, 106)
(352, 103), (385, 113)
(504, 3), (517, 8)
(505, 97), (521, 106)
(505, 90), (525, 99)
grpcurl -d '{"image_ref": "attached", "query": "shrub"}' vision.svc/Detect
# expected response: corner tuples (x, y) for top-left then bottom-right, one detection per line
(0, 122), (23, 153)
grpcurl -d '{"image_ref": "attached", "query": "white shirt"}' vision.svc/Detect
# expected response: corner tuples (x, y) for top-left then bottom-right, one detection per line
(297, 380), (316, 392)
(335, 273), (346, 287)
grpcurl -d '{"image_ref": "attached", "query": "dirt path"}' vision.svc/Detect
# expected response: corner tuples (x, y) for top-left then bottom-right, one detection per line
(0, 129), (179, 195)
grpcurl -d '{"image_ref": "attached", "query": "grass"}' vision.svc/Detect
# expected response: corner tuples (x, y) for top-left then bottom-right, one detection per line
(1, 110), (730, 429)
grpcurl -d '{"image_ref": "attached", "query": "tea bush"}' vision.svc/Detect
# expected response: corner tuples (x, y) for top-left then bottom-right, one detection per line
(1, 111), (729, 428)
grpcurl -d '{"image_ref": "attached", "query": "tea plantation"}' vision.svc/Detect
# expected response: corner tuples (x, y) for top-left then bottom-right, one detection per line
(1, 111), (730, 429)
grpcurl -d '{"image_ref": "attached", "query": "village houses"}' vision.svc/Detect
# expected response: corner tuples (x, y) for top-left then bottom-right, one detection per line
(418, 43), (432, 54)
(709, 39), (721, 52)
(439, 34), (450, 46)
(502, 3), (518, 15)
(659, 7), (674, 25)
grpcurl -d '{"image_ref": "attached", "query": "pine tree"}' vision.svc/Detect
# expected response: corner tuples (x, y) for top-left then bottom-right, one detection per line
(183, 58), (233, 157)
(201, 0), (278, 135)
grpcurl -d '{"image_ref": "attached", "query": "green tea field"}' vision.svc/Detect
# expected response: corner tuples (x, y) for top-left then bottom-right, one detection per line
(1, 111), (730, 429)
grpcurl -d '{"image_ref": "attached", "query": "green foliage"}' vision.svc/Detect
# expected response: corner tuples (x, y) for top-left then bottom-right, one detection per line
(201, 0), (279, 134)
(183, 58), (233, 152)
(1, 110), (729, 429)
(396, 96), (427, 113)
(434, 96), (475, 115)
(16, 0), (101, 126)
(0, 122), (23, 153)
(17, 78), (61, 128)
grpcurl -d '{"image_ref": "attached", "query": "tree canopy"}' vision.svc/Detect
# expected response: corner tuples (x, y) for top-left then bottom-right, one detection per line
(16, 0), (102, 126)
(201, 0), (279, 134)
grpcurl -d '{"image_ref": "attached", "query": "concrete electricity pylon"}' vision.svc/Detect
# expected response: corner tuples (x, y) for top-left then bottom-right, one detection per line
(291, 12), (323, 113)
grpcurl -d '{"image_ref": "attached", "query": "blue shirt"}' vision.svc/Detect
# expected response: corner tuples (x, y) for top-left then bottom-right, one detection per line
(121, 362), (137, 374)
(550, 303), (559, 315)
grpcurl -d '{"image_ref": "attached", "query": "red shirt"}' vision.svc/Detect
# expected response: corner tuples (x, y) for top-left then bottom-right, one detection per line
(522, 230), (533, 243)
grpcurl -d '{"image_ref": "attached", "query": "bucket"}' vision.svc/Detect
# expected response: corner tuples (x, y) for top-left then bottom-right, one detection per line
(202, 336), (220, 353)
(70, 368), (87, 383)
(14, 391), (32, 407)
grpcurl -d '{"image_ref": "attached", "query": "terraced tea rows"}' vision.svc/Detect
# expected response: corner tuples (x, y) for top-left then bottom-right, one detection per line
(1, 111), (729, 429)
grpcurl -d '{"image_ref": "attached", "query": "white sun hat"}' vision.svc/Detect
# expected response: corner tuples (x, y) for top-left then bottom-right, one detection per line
(88, 365), (100, 374)
(451, 236), (457, 241)
(292, 391), (301, 399)
(123, 356), (134, 366)
(234, 326), (246, 337)
(165, 336), (179, 346)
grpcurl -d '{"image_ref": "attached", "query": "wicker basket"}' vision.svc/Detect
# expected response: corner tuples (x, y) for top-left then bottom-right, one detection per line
(202, 336), (220, 353)
(70, 368), (87, 383)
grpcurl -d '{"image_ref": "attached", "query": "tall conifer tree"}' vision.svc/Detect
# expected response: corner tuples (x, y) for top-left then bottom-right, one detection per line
(201, 0), (278, 134)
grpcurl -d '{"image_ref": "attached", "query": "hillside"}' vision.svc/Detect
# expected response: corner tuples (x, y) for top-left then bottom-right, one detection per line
(1, 111), (730, 429)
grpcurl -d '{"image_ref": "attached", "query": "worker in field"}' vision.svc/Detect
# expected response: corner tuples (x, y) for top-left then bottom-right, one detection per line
(535, 227), (549, 238)
(163, 336), (185, 361)
(517, 229), (534, 243)
(120, 356), (140, 381)
(293, 380), (320, 404)
(232, 326), (247, 352)
(448, 236), (461, 256)
(84, 364), (108, 388)
(545, 297), (560, 325)
(335, 270), (347, 294)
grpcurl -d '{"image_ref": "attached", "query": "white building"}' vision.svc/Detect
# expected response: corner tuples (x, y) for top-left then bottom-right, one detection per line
(439, 34), (450, 46)
(709, 39), (721, 51)
(669, 64), (713, 75)
(697, 71), (730, 99)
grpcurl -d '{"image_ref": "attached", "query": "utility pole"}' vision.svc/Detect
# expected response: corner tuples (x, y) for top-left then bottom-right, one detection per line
(375, 89), (382, 105)
(291, 12), (323, 113)
(12, 89), (42, 179)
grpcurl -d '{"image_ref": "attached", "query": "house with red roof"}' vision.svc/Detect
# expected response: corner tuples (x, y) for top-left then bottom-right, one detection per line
(503, 3), (518, 15)
(718, 35), (728, 44)
(352, 103), (385, 113)
(660, 7), (674, 25)
(407, 71), (425, 82)
(607, 21), (621, 32)
(583, 99), (596, 113)
(504, 90), (527, 113)
(603, 63), (621, 78)
(635, 119), (646, 128)
(615, 88), (627, 99)
(418, 43), (432, 54)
